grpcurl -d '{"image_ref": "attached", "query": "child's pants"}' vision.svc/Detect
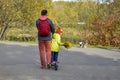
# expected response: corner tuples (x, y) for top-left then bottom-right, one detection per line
(51, 52), (59, 62)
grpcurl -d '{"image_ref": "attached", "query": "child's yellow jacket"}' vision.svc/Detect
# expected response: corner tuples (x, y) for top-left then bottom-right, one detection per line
(51, 33), (64, 52)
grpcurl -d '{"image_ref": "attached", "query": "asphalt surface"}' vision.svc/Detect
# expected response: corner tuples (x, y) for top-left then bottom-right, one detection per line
(0, 42), (120, 80)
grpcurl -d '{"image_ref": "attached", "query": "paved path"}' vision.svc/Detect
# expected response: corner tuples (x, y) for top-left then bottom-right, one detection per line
(0, 42), (120, 80)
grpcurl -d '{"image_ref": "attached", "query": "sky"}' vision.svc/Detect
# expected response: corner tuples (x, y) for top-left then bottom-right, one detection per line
(53, 0), (95, 1)
(52, 0), (114, 3)
(53, 0), (77, 1)
(52, 0), (74, 1)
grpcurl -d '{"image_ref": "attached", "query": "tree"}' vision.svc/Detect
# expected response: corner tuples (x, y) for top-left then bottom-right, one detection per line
(88, 0), (120, 47)
(0, 0), (17, 39)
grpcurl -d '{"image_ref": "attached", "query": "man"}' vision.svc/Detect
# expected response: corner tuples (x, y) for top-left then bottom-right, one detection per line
(36, 9), (55, 69)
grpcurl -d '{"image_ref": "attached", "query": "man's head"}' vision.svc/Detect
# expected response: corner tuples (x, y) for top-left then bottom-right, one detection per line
(41, 9), (47, 15)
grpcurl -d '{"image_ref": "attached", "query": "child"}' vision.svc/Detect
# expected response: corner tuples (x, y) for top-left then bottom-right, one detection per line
(51, 27), (64, 70)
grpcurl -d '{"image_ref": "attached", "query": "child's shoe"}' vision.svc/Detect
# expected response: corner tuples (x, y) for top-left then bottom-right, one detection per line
(51, 61), (59, 70)
(51, 62), (55, 69)
(54, 62), (58, 71)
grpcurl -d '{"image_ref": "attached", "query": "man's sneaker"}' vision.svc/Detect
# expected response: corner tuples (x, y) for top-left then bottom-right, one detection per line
(40, 65), (46, 69)
(41, 66), (46, 69)
(47, 64), (51, 69)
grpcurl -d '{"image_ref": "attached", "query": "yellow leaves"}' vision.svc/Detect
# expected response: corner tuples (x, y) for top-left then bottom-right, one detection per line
(64, 41), (72, 49)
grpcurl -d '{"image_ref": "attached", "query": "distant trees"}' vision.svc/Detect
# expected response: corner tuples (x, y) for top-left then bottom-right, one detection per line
(0, 0), (119, 48)
(87, 0), (120, 47)
(0, 0), (52, 41)
(0, 0), (16, 39)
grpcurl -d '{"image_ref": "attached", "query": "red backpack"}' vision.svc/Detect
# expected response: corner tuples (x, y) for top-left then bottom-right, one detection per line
(38, 19), (50, 36)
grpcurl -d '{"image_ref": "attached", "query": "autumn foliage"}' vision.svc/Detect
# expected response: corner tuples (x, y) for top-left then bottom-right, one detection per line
(0, 0), (120, 48)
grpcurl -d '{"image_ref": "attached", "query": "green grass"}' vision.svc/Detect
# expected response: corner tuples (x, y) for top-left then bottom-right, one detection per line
(0, 40), (119, 49)
(88, 45), (120, 49)
(0, 40), (38, 45)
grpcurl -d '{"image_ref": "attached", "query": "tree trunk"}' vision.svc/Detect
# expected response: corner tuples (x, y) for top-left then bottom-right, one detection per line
(0, 25), (8, 40)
